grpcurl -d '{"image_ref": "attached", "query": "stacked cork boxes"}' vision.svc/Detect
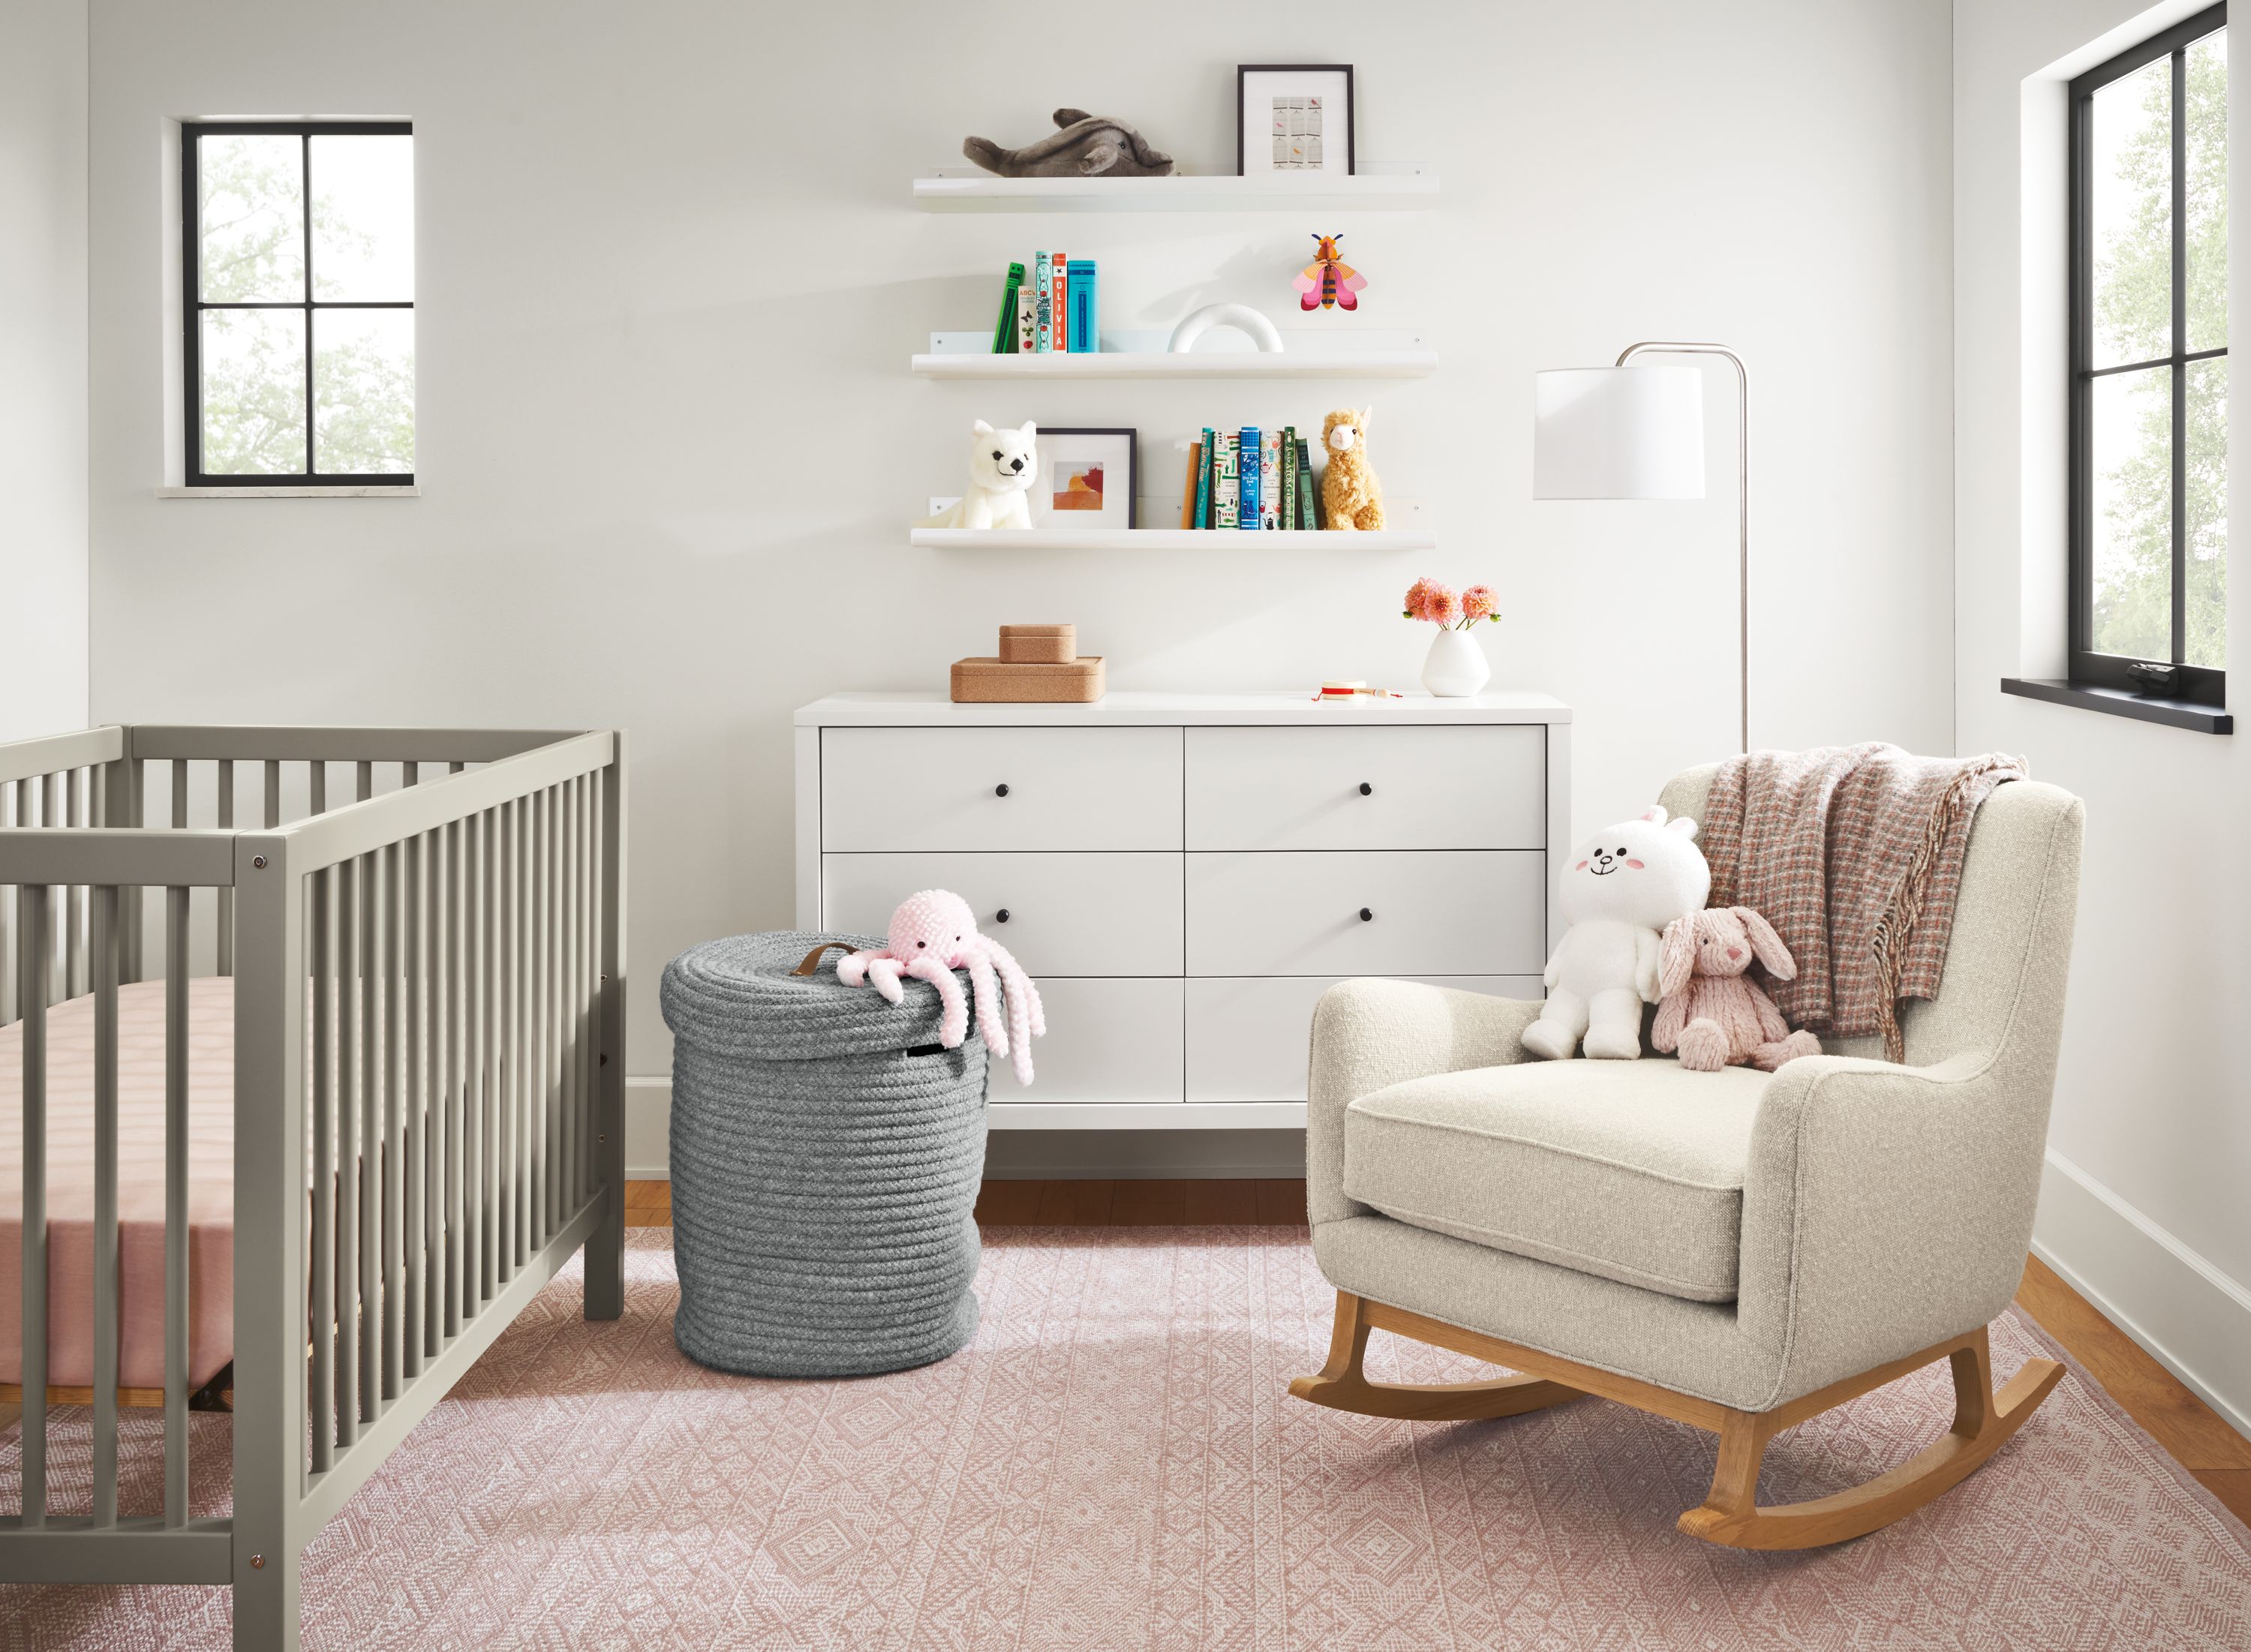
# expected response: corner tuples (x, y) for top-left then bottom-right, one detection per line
(950, 624), (1106, 703)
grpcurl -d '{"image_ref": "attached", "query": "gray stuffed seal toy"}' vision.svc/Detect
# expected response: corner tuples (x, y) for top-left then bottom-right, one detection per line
(963, 109), (1175, 178)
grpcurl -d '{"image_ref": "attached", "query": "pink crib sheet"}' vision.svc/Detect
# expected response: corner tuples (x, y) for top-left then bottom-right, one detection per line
(0, 977), (236, 1392)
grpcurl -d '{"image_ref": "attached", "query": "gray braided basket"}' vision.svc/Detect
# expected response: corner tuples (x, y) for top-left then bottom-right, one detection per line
(660, 930), (989, 1377)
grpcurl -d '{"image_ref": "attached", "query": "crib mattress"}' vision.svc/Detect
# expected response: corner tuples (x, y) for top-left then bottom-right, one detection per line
(0, 977), (236, 1392)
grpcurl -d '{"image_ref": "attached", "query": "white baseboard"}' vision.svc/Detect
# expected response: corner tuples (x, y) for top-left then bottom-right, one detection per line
(2033, 1148), (2251, 1440)
(623, 1077), (1307, 1180)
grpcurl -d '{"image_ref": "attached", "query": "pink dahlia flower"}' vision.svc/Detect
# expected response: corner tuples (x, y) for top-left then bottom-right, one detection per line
(1462, 584), (1498, 623)
(1421, 583), (1462, 626)
(1402, 577), (1435, 621)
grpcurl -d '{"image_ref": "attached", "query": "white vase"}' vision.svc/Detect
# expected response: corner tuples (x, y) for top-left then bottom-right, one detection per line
(1420, 629), (1491, 698)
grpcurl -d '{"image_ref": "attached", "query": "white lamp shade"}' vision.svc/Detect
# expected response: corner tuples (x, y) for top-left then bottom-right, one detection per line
(1532, 366), (1706, 500)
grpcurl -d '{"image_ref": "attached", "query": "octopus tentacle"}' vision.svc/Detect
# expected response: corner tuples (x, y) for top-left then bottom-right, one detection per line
(903, 955), (969, 1048)
(976, 939), (1042, 1085)
(864, 954), (908, 1005)
(963, 951), (1009, 1057)
(836, 948), (877, 987)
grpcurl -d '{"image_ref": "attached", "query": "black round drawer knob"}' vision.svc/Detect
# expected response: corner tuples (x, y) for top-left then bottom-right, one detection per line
(1358, 782), (1373, 796)
(995, 909), (1011, 924)
(1359, 907), (1374, 922)
(995, 783), (1010, 797)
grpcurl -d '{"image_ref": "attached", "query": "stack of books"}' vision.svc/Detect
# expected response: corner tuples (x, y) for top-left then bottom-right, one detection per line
(990, 254), (1100, 353)
(1178, 427), (1325, 529)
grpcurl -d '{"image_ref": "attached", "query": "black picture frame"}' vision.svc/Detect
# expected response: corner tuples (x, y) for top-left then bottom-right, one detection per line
(1037, 426), (1138, 529)
(1237, 65), (1356, 178)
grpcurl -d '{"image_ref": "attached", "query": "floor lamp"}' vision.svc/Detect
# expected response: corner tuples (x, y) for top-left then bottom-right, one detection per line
(1532, 342), (1750, 753)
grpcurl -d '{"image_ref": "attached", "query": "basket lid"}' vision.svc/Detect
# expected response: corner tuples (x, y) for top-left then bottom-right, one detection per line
(660, 930), (968, 1060)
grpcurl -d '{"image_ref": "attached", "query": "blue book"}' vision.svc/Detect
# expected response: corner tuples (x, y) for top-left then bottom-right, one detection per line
(1238, 427), (1261, 528)
(1067, 259), (1098, 352)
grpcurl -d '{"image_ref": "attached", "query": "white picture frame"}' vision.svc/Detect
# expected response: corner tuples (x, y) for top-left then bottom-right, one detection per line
(1032, 427), (1138, 529)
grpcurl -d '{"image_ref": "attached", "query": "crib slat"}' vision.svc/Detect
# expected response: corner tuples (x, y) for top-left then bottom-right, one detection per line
(442, 821), (463, 1338)
(43, 773), (62, 1005)
(469, 810), (489, 1308)
(498, 798), (515, 1276)
(65, 771), (86, 999)
(404, 832), (425, 1376)
(336, 857), (359, 1445)
(361, 850), (382, 1420)
(311, 867), (336, 1472)
(19, 885), (50, 1526)
(311, 760), (327, 818)
(263, 758), (281, 831)
(122, 756), (145, 984)
(357, 760), (373, 806)
(562, 779), (579, 1212)
(2, 782), (17, 1027)
(217, 759), (235, 978)
(383, 841), (404, 1402)
(534, 788), (551, 1243)
(513, 797), (530, 1268)
(91, 885), (119, 1525)
(164, 885), (190, 1527)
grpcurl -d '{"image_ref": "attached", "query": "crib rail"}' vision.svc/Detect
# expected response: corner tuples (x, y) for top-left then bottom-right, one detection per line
(0, 726), (122, 1028)
(0, 726), (627, 1648)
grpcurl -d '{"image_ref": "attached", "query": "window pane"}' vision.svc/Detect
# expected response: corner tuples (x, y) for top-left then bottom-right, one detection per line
(314, 308), (414, 474)
(200, 308), (306, 474)
(197, 134), (303, 302)
(2089, 364), (2173, 661)
(310, 135), (413, 301)
(2091, 56), (2172, 369)
(2188, 30), (2228, 353)
(2186, 355), (2227, 667)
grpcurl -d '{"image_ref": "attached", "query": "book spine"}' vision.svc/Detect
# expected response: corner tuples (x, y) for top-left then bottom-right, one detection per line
(1017, 262), (1037, 353)
(1068, 260), (1097, 352)
(1180, 441), (1204, 527)
(1195, 428), (1214, 527)
(1032, 253), (1050, 353)
(1286, 427), (1300, 529)
(1297, 438), (1320, 528)
(1238, 428), (1261, 529)
(1259, 431), (1281, 528)
(1213, 431), (1240, 528)
(993, 261), (1024, 355)
(1050, 253), (1068, 356)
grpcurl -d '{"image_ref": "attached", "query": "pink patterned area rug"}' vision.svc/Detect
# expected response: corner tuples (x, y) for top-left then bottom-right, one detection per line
(5, 1226), (2249, 1650)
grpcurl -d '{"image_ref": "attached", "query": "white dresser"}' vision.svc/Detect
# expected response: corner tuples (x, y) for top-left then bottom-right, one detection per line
(794, 692), (1570, 1129)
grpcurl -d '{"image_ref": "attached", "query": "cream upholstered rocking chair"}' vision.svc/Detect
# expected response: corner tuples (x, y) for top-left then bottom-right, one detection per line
(1293, 765), (2084, 1550)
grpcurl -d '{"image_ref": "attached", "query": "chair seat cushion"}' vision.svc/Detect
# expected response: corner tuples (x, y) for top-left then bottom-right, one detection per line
(1341, 1059), (1770, 1302)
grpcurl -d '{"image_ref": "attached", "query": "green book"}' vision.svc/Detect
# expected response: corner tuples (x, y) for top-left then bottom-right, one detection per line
(1297, 437), (1321, 528)
(1193, 427), (1214, 528)
(992, 262), (1024, 354)
(1282, 426), (1298, 530)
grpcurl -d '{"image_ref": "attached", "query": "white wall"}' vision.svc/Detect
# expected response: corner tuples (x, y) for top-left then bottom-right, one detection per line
(84, 0), (1955, 1167)
(1, 0), (89, 743)
(1957, 0), (2251, 1431)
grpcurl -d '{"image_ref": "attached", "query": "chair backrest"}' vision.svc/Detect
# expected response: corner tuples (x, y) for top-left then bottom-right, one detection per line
(1657, 764), (2084, 1073)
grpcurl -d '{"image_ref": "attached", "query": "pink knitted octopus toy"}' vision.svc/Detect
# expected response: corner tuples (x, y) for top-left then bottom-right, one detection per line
(1652, 906), (1823, 1073)
(836, 890), (1045, 1084)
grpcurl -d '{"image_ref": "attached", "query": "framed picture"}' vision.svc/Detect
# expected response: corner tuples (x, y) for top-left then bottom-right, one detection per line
(1237, 65), (1354, 178)
(1034, 427), (1138, 529)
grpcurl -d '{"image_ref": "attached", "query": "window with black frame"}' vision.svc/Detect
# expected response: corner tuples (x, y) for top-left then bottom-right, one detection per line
(182, 122), (414, 485)
(2069, 7), (2227, 707)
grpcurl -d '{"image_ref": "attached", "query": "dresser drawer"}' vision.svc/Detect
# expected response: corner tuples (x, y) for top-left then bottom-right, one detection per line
(1022, 978), (1184, 1104)
(1184, 725), (1544, 850)
(822, 852), (1183, 976)
(822, 727), (1182, 852)
(1186, 851), (1546, 977)
(1186, 975), (1545, 1103)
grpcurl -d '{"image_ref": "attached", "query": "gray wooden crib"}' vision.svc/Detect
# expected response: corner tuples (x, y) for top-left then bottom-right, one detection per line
(0, 724), (627, 1650)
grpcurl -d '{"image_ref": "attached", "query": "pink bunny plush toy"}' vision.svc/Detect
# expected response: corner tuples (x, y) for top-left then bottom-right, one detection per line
(1651, 906), (1823, 1073)
(836, 890), (1045, 1085)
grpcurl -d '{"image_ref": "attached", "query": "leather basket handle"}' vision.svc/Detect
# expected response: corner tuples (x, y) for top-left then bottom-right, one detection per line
(792, 941), (855, 978)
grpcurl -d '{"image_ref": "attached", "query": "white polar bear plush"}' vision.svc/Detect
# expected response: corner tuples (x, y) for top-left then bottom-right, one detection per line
(925, 419), (1038, 529)
(1521, 804), (1711, 1062)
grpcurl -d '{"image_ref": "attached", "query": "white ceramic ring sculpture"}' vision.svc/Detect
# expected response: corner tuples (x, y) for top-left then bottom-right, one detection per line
(1168, 303), (1284, 354)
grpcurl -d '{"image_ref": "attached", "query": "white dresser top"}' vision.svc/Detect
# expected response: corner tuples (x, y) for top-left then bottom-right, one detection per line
(795, 690), (1571, 728)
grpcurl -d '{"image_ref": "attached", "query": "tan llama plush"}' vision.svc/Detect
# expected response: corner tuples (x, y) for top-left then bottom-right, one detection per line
(1319, 407), (1386, 531)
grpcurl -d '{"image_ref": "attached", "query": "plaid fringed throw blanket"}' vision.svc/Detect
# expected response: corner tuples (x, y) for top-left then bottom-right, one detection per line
(1700, 744), (2027, 1062)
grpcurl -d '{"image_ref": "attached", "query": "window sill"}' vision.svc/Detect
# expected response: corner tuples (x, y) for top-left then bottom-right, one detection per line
(157, 485), (419, 499)
(2000, 677), (2232, 734)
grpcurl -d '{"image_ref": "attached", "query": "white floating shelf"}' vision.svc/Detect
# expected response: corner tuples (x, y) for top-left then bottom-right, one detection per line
(911, 350), (1436, 381)
(912, 527), (1435, 551)
(912, 172), (1438, 213)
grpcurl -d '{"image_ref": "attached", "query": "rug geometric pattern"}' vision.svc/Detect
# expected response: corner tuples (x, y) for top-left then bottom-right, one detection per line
(5, 1226), (2248, 1649)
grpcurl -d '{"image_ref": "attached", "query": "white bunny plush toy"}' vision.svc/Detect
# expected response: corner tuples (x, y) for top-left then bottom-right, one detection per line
(1521, 804), (1712, 1061)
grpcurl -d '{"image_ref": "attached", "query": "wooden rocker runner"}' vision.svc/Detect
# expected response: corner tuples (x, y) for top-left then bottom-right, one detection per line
(1292, 767), (2085, 1550)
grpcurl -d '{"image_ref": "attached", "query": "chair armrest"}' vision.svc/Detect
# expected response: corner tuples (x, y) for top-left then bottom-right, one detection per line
(1737, 1048), (2050, 1402)
(1306, 979), (1545, 1227)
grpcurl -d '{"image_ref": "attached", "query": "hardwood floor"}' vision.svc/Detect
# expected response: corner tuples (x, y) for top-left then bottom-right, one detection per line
(621, 1178), (2249, 1526)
